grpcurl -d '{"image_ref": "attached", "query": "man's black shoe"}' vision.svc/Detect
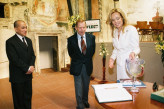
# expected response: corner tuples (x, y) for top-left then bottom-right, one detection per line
(84, 102), (90, 108)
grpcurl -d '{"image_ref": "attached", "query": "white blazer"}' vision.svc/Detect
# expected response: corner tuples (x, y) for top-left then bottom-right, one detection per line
(110, 25), (140, 67)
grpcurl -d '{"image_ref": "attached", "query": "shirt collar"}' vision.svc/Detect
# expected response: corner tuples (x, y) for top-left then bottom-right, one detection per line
(16, 33), (25, 40)
(77, 33), (86, 39)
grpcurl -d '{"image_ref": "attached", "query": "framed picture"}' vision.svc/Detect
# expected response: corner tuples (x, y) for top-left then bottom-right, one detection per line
(86, 19), (101, 32)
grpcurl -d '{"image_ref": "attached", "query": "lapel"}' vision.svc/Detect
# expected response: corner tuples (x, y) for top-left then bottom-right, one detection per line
(73, 33), (82, 54)
(25, 37), (30, 51)
(14, 34), (28, 50)
(85, 33), (90, 55)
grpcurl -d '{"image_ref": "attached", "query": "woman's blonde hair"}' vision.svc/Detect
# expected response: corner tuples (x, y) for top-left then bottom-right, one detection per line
(106, 8), (128, 37)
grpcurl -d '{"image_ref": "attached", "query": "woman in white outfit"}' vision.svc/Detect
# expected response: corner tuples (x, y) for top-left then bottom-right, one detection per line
(106, 8), (140, 80)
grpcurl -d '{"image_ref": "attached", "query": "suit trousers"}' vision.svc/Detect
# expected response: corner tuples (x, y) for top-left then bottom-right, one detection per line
(11, 79), (32, 109)
(74, 64), (90, 109)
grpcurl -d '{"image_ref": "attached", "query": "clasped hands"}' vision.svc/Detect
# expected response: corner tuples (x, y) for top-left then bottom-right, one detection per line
(26, 66), (35, 74)
(109, 52), (135, 68)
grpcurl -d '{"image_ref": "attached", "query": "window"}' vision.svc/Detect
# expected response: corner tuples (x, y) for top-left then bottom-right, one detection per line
(0, 3), (5, 18)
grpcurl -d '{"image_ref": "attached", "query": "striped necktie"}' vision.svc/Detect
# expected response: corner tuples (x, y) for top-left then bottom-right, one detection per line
(22, 37), (27, 47)
(81, 36), (86, 55)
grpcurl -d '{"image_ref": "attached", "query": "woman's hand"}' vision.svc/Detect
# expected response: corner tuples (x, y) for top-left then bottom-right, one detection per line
(129, 52), (135, 60)
(109, 58), (114, 68)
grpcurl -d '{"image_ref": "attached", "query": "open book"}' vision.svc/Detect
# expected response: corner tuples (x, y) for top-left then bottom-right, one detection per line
(92, 83), (132, 103)
(117, 79), (146, 87)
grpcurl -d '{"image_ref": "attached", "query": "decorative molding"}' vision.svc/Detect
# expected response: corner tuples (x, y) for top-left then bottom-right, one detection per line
(9, 0), (27, 6)
(56, 21), (68, 29)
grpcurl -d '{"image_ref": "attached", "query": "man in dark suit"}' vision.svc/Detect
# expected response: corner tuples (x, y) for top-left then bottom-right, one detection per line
(6, 20), (36, 109)
(67, 19), (95, 109)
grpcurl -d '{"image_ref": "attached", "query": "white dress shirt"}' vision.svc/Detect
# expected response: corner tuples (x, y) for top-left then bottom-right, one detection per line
(110, 25), (140, 80)
(16, 33), (28, 46)
(77, 33), (87, 52)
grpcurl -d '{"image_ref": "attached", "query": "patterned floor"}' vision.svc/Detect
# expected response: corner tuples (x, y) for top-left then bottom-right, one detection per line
(0, 69), (105, 109)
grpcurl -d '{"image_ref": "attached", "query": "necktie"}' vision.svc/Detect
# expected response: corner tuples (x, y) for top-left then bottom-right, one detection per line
(22, 37), (27, 47)
(81, 36), (86, 55)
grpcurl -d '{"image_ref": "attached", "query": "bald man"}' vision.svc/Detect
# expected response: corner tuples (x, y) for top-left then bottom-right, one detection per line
(6, 20), (35, 109)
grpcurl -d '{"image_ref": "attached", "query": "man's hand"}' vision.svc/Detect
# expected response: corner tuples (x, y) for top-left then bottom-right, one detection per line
(26, 66), (35, 74)
(26, 71), (32, 74)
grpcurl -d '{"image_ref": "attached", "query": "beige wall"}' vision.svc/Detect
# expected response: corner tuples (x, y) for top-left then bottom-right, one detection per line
(120, 0), (164, 24)
(92, 42), (164, 85)
(0, 29), (15, 79)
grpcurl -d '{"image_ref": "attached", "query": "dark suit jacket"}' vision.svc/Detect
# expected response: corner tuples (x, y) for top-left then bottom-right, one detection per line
(6, 34), (36, 83)
(67, 32), (95, 76)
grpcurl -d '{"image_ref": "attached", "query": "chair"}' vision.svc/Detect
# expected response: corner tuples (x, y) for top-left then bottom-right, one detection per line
(149, 22), (163, 33)
(158, 23), (163, 30)
(137, 21), (148, 29)
(149, 22), (164, 41)
(149, 22), (159, 29)
(137, 21), (150, 34)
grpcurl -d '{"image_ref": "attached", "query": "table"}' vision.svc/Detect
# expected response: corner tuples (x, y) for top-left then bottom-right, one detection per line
(99, 82), (164, 109)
